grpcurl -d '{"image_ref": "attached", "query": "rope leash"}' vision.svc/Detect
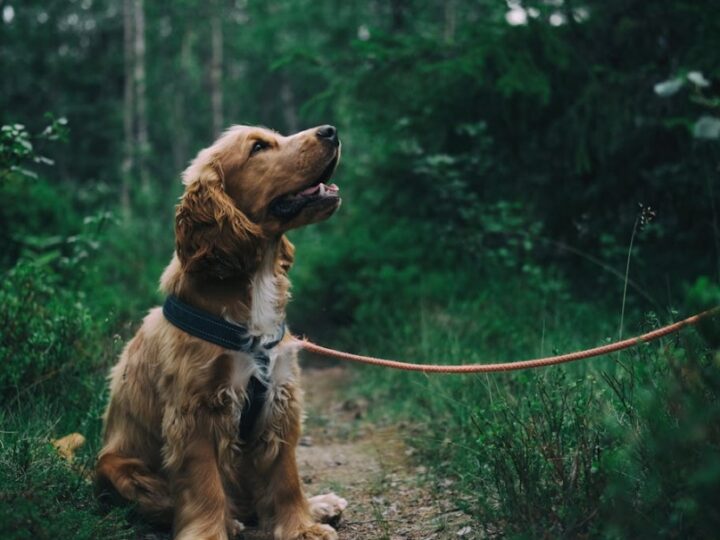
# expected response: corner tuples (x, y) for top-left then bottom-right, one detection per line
(292, 308), (719, 373)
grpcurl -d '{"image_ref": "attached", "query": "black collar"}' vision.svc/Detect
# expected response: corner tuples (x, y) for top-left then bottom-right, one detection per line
(163, 294), (285, 353)
(162, 294), (285, 440)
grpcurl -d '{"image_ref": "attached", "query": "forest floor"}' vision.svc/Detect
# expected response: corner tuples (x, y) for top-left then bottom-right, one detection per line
(241, 366), (474, 540)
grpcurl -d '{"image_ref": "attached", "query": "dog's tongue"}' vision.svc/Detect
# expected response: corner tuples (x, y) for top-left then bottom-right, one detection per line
(298, 183), (340, 197)
(300, 184), (321, 196)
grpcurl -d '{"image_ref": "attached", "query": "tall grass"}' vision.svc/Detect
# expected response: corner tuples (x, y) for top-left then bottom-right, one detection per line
(0, 126), (174, 537)
(322, 273), (720, 538)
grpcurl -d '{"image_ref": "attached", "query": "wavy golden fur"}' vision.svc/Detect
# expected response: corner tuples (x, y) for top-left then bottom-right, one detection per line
(97, 125), (346, 539)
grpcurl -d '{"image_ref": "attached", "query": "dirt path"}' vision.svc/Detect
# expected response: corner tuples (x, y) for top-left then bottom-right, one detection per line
(290, 366), (473, 540)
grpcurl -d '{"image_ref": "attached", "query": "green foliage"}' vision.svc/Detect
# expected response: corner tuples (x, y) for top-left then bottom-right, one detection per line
(0, 124), (35, 170)
(467, 370), (604, 537)
(0, 175), (78, 268)
(0, 260), (95, 404)
(685, 278), (720, 348)
(1, 0), (719, 538)
(0, 119), (163, 537)
(0, 119), (76, 266)
(0, 439), (130, 540)
(343, 282), (720, 537)
(601, 346), (720, 538)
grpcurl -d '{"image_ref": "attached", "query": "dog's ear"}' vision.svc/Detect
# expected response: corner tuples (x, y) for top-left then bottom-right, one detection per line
(175, 164), (263, 278)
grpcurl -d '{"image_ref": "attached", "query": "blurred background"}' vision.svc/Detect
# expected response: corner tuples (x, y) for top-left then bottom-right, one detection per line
(1, 0), (720, 538)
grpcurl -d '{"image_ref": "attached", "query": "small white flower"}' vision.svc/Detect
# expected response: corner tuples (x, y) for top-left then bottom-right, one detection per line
(687, 71), (710, 88)
(693, 116), (720, 140)
(357, 24), (370, 41)
(653, 78), (684, 97)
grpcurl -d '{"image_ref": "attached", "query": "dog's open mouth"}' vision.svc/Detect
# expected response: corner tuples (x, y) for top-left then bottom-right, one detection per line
(269, 156), (341, 219)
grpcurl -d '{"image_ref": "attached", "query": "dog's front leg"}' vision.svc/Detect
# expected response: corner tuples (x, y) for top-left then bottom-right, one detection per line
(258, 441), (337, 540)
(166, 411), (231, 540)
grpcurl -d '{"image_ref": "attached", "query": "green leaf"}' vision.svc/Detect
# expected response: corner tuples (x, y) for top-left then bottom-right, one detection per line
(692, 116), (720, 140)
(653, 78), (684, 97)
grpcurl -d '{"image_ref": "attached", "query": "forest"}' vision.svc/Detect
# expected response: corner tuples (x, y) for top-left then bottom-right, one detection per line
(1, 0), (720, 538)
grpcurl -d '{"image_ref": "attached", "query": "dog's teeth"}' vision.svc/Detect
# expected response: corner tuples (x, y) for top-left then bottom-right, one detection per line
(319, 184), (326, 195)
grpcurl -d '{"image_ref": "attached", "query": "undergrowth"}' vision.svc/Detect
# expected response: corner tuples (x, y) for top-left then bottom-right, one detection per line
(333, 278), (720, 538)
(0, 122), (171, 539)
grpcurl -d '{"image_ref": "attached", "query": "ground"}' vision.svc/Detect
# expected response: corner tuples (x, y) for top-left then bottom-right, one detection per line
(250, 365), (475, 540)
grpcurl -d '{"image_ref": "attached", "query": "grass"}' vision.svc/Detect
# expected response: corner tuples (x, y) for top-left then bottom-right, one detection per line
(335, 281), (720, 538)
(0, 178), (173, 538)
(0, 380), (135, 539)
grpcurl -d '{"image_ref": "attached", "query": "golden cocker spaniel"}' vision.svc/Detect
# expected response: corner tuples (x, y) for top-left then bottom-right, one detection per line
(97, 125), (347, 539)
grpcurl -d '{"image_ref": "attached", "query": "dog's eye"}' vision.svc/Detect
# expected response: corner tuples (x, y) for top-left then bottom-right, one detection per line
(250, 140), (269, 156)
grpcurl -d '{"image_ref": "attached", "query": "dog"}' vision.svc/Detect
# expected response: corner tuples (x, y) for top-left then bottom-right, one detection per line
(96, 125), (347, 540)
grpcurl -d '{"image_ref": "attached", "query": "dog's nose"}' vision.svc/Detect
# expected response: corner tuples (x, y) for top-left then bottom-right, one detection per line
(316, 125), (339, 146)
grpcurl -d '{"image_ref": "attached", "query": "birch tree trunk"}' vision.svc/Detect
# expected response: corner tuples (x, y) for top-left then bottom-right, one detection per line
(134, 0), (149, 190)
(121, 0), (135, 211)
(210, 2), (224, 137)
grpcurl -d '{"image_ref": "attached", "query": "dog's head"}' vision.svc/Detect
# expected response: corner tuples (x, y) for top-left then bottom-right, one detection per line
(175, 125), (341, 277)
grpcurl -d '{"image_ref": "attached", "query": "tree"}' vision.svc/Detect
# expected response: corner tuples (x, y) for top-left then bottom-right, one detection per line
(210, 0), (224, 137)
(134, 0), (149, 190)
(121, 0), (135, 210)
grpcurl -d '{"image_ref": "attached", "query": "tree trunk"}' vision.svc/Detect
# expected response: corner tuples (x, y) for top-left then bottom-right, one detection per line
(390, 0), (406, 32)
(210, 2), (224, 137)
(444, 0), (456, 43)
(121, 0), (134, 211)
(171, 89), (185, 175)
(171, 30), (192, 175)
(134, 0), (149, 191)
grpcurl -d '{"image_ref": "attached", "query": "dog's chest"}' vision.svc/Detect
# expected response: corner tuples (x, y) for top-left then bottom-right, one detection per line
(248, 250), (282, 336)
(227, 254), (297, 430)
(228, 345), (295, 394)
(227, 344), (298, 442)
(224, 251), (283, 386)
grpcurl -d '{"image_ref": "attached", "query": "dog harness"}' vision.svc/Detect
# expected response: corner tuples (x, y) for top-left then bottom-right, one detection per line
(162, 294), (286, 440)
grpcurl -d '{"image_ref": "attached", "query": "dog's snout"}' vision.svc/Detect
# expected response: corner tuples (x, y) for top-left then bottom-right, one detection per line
(316, 125), (339, 146)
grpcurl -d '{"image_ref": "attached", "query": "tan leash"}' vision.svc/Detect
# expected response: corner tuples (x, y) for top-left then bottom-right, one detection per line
(293, 308), (719, 373)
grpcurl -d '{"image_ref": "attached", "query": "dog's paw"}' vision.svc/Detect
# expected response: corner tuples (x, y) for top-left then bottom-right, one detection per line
(308, 493), (348, 526)
(279, 523), (337, 540)
(229, 519), (245, 537)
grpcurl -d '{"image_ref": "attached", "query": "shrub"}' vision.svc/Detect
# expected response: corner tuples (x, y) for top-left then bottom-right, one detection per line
(0, 431), (131, 540)
(600, 338), (720, 538)
(0, 260), (97, 405)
